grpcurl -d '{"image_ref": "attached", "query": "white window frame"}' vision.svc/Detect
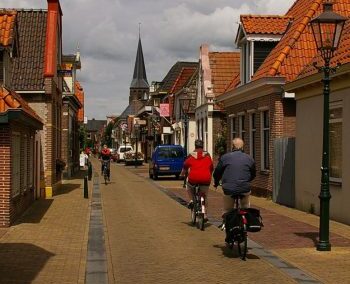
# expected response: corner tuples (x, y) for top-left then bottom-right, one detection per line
(29, 135), (34, 188)
(238, 114), (246, 143)
(329, 101), (342, 183)
(12, 132), (21, 197)
(249, 112), (257, 160)
(260, 109), (270, 171)
(230, 116), (237, 142)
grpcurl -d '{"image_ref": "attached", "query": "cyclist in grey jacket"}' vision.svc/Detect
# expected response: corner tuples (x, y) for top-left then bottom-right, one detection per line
(213, 138), (256, 212)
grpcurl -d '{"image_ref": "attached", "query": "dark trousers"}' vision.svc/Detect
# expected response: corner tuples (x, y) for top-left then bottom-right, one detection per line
(101, 161), (110, 177)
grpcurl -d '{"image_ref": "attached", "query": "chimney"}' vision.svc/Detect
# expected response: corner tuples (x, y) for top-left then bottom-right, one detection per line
(44, 0), (63, 77)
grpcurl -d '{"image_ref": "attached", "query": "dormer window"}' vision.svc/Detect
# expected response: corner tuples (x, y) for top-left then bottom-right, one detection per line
(240, 41), (278, 84)
(236, 15), (292, 85)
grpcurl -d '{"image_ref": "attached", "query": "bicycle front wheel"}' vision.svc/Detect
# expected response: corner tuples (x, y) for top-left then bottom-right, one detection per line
(198, 213), (205, 231)
(104, 172), (108, 185)
(190, 207), (196, 225)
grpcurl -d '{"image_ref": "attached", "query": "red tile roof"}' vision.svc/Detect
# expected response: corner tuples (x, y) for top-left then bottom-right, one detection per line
(209, 52), (240, 96)
(252, 0), (350, 83)
(12, 10), (47, 91)
(168, 67), (197, 118)
(241, 15), (293, 35)
(224, 74), (241, 93)
(170, 67), (197, 95)
(299, 19), (350, 77)
(75, 81), (84, 122)
(0, 86), (42, 122)
(0, 10), (16, 47)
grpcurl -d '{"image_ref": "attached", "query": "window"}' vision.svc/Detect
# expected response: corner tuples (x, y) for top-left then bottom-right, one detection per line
(12, 133), (21, 197)
(29, 136), (34, 188)
(0, 50), (3, 84)
(250, 113), (257, 160)
(153, 98), (160, 107)
(230, 116), (237, 142)
(239, 115), (246, 142)
(329, 102), (342, 181)
(261, 110), (270, 170)
(23, 135), (28, 191)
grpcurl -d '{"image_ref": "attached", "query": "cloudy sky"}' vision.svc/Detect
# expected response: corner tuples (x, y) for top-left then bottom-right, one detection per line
(5, 0), (295, 119)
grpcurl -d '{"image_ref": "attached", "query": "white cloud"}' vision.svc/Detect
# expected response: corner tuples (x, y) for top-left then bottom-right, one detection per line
(3, 0), (295, 119)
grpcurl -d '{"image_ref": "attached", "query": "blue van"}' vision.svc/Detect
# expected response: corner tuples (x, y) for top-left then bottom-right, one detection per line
(149, 145), (186, 179)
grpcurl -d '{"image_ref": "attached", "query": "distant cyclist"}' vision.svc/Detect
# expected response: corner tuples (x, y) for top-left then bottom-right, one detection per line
(99, 144), (112, 180)
(213, 138), (256, 213)
(181, 139), (213, 222)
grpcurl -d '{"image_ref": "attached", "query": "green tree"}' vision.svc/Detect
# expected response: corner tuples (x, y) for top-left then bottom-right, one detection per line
(215, 118), (228, 157)
(103, 121), (114, 147)
(79, 125), (87, 151)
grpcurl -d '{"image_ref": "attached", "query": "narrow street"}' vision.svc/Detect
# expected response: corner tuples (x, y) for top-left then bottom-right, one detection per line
(92, 159), (296, 284)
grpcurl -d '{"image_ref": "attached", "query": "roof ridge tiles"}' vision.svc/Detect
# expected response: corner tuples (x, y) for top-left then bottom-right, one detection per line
(268, 0), (322, 76)
(241, 14), (293, 18)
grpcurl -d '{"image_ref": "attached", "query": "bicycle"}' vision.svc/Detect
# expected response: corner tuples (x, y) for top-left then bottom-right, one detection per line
(188, 182), (206, 231)
(101, 160), (110, 185)
(219, 194), (249, 260)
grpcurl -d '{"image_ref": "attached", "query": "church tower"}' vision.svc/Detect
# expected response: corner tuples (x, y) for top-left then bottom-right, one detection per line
(129, 35), (149, 104)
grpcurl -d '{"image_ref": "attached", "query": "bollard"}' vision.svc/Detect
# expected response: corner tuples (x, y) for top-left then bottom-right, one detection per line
(84, 176), (89, 199)
(88, 160), (92, 181)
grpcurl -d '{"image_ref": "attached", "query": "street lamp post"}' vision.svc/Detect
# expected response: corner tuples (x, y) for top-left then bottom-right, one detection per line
(179, 95), (193, 155)
(310, 1), (346, 251)
(134, 122), (140, 168)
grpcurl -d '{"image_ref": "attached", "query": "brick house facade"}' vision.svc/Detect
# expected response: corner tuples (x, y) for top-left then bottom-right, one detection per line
(217, 0), (330, 198)
(0, 87), (43, 227)
(195, 44), (240, 162)
(61, 54), (82, 178)
(10, 1), (64, 197)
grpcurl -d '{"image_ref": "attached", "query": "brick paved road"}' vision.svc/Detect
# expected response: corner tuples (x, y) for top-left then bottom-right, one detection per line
(126, 163), (350, 284)
(100, 162), (298, 284)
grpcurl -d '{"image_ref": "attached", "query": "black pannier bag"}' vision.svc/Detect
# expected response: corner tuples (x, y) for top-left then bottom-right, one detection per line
(223, 209), (241, 239)
(245, 208), (263, 232)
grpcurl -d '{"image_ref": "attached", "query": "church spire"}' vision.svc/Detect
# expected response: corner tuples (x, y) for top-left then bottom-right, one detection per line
(130, 30), (149, 89)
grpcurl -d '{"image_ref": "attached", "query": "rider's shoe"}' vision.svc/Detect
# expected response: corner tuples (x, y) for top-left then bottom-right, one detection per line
(187, 201), (194, 209)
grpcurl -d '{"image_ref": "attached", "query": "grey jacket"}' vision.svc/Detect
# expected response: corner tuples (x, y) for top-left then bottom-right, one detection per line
(213, 150), (256, 195)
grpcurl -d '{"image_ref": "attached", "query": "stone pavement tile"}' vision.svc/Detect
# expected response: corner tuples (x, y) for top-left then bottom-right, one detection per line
(0, 172), (91, 284)
(273, 247), (350, 284)
(104, 163), (298, 284)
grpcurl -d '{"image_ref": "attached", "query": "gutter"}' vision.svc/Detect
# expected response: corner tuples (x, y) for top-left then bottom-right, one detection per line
(15, 90), (45, 94)
(216, 76), (285, 104)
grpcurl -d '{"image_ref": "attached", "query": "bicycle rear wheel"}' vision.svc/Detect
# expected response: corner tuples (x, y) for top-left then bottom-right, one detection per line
(237, 225), (247, 260)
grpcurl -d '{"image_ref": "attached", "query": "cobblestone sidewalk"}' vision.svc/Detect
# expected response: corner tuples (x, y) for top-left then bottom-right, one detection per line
(0, 171), (91, 284)
(128, 163), (350, 284)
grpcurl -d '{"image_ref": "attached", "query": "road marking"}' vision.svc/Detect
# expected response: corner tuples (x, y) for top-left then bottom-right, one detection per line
(85, 173), (108, 284)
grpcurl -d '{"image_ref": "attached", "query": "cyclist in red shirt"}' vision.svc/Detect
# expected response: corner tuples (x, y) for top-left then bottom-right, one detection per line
(181, 139), (213, 221)
(99, 144), (112, 180)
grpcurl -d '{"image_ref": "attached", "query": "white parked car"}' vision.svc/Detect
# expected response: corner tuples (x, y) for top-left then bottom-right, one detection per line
(115, 145), (133, 163)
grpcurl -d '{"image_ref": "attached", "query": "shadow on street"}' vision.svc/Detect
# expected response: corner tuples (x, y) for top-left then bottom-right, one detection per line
(0, 243), (54, 284)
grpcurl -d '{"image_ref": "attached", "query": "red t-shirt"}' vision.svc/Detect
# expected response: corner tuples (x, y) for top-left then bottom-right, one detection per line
(100, 149), (111, 160)
(183, 150), (213, 185)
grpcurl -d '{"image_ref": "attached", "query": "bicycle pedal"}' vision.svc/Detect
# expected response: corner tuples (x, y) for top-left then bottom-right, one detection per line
(218, 223), (225, 231)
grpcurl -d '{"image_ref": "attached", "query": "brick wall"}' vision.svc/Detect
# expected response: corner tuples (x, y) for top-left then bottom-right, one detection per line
(0, 125), (11, 227)
(0, 123), (36, 227)
(61, 103), (69, 177)
(225, 94), (296, 196)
